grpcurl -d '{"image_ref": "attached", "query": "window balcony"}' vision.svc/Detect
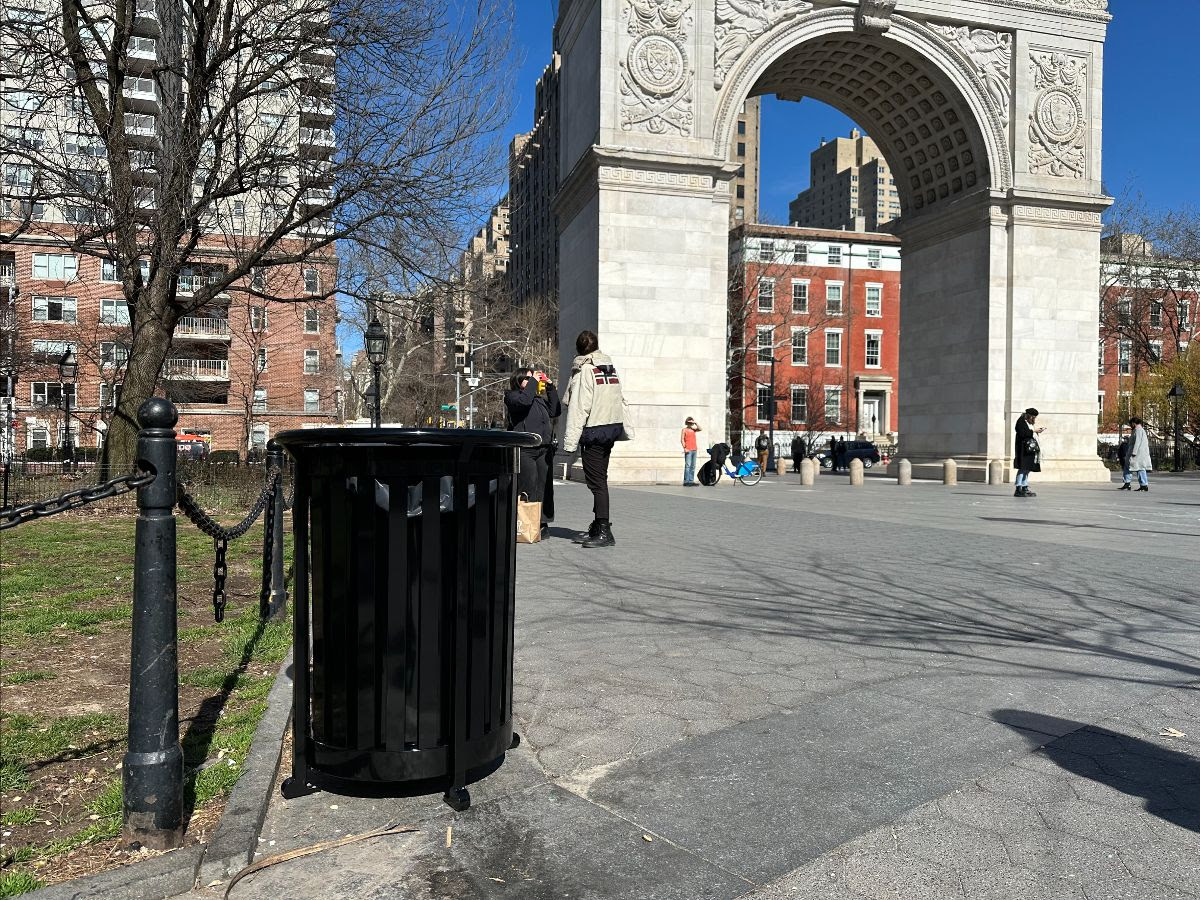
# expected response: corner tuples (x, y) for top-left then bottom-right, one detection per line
(122, 78), (159, 112)
(301, 186), (333, 206)
(299, 96), (335, 123)
(163, 358), (229, 380)
(174, 316), (231, 340)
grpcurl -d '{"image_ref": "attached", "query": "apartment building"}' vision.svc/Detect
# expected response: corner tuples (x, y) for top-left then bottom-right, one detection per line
(788, 129), (901, 232)
(509, 55), (560, 309)
(450, 199), (511, 372)
(0, 0), (341, 457)
(730, 97), (761, 226)
(729, 224), (902, 450)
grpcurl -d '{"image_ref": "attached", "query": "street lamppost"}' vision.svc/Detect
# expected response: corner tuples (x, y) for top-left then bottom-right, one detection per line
(364, 317), (387, 429)
(1168, 379), (1186, 472)
(58, 348), (77, 473)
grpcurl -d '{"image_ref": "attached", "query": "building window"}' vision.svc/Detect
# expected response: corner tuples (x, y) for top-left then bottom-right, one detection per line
(304, 389), (320, 413)
(824, 387), (842, 424)
(1118, 392), (1132, 419)
(1118, 340), (1131, 375)
(756, 241), (774, 263)
(31, 339), (76, 361)
(101, 299), (130, 325)
(737, 142), (746, 157)
(790, 386), (807, 423)
(101, 342), (129, 367)
(756, 385), (770, 423)
(251, 267), (265, 290)
(28, 427), (49, 450)
(250, 306), (268, 330)
(1150, 301), (1163, 328)
(31, 382), (76, 406)
(736, 184), (745, 199)
(756, 327), (774, 365)
(865, 284), (882, 317)
(1117, 297), (1132, 323)
(791, 328), (807, 365)
(867, 248), (881, 269)
(1149, 340), (1163, 363)
(304, 349), (320, 374)
(737, 120), (746, 135)
(825, 330), (842, 366)
(99, 382), (122, 409)
(32, 295), (77, 323)
(1098, 340), (1105, 374)
(827, 245), (843, 266)
(257, 348), (268, 372)
(865, 331), (882, 368)
(1097, 391), (1104, 423)
(757, 277), (774, 312)
(250, 424), (268, 450)
(304, 308), (320, 333)
(102, 258), (149, 283)
(1177, 299), (1190, 326)
(793, 243), (808, 264)
(253, 388), (267, 413)
(303, 268), (320, 295)
(826, 283), (843, 315)
(32, 253), (77, 281)
(791, 280), (809, 314)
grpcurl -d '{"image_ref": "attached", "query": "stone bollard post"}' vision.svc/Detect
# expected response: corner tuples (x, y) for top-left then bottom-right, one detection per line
(943, 459), (958, 486)
(897, 459), (912, 485)
(849, 457), (864, 486)
(800, 458), (815, 486)
(124, 398), (184, 849)
(776, 454), (786, 476)
(987, 459), (1003, 485)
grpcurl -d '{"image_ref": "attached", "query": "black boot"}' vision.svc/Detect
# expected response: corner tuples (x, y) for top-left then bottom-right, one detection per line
(1137, 485), (1149, 492)
(1024, 487), (1037, 497)
(1014, 486), (1026, 497)
(1119, 483), (1131, 490)
(581, 520), (615, 548)
(572, 520), (600, 543)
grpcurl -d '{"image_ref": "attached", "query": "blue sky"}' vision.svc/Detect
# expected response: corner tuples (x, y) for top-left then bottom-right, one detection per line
(507, 0), (1198, 223)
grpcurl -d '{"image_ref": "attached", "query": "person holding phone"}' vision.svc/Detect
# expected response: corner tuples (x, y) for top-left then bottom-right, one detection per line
(681, 417), (701, 485)
(1013, 407), (1045, 497)
(505, 366), (561, 533)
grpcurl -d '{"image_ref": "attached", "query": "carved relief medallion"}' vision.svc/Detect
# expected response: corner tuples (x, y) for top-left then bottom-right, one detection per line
(1028, 50), (1087, 178)
(714, 0), (813, 89)
(930, 25), (1013, 129)
(620, 0), (694, 135)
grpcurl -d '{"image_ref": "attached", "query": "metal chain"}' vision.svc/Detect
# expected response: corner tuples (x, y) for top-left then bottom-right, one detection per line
(0, 470), (155, 531)
(212, 538), (229, 623)
(177, 467), (280, 542)
(258, 483), (276, 619)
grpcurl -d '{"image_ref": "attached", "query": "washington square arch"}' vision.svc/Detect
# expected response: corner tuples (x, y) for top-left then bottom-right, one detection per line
(552, 0), (1112, 483)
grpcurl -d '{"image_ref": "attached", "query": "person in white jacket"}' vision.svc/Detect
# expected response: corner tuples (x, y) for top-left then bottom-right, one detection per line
(561, 330), (626, 548)
(1124, 416), (1153, 492)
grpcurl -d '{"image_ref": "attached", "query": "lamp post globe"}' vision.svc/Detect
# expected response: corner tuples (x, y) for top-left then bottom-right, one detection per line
(364, 318), (387, 429)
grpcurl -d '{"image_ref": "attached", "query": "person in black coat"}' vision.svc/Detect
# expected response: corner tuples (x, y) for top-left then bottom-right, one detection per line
(505, 367), (561, 528)
(790, 435), (805, 472)
(835, 437), (847, 472)
(1013, 407), (1045, 497)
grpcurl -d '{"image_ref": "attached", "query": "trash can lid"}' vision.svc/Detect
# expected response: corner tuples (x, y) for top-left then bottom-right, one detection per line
(275, 427), (543, 452)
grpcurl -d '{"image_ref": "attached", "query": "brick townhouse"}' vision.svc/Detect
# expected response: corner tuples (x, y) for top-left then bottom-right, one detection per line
(729, 223), (902, 453)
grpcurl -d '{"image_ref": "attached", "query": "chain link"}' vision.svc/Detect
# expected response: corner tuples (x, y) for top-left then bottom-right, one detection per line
(258, 481), (276, 619)
(212, 538), (229, 623)
(177, 468), (279, 542)
(0, 470), (155, 531)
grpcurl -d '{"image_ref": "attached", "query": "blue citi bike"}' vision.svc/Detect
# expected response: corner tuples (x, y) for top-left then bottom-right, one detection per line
(697, 443), (763, 486)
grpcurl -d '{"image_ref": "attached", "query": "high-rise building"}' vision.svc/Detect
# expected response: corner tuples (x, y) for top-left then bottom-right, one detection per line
(452, 199), (511, 371)
(509, 54), (561, 308)
(788, 129), (901, 232)
(0, 0), (342, 457)
(729, 97), (761, 227)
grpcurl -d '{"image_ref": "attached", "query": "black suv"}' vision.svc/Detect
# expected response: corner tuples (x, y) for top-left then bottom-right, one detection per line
(817, 440), (881, 469)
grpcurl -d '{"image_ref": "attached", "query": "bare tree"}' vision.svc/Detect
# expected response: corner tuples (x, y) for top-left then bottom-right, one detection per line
(1, 0), (512, 467)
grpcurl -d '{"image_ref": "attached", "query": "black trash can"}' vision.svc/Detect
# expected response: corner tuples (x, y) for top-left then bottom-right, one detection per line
(274, 428), (540, 808)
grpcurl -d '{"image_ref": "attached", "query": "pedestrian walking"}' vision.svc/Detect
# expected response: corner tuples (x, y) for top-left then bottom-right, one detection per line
(835, 437), (847, 473)
(1013, 407), (1045, 497)
(1116, 432), (1132, 490)
(790, 435), (806, 472)
(681, 417), (701, 485)
(562, 330), (628, 548)
(828, 435), (837, 472)
(505, 366), (561, 535)
(754, 430), (770, 473)
(1124, 416), (1153, 492)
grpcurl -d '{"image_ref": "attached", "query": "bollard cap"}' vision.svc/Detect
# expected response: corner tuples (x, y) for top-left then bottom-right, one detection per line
(138, 397), (179, 429)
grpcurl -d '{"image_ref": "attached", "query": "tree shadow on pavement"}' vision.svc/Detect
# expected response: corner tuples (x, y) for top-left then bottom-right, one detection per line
(993, 709), (1200, 833)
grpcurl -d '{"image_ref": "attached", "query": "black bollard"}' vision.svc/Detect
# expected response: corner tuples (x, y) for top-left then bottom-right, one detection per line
(260, 440), (287, 620)
(123, 398), (184, 848)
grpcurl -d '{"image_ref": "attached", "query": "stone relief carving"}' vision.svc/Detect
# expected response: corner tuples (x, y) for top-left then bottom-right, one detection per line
(856, 0), (897, 36)
(1028, 50), (1087, 178)
(930, 26), (1013, 129)
(714, 0), (813, 89)
(1027, 0), (1107, 12)
(620, 0), (695, 135)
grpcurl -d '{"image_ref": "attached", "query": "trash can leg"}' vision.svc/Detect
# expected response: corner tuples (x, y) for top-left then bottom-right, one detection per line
(510, 733), (521, 749)
(281, 774), (320, 800)
(443, 787), (471, 811)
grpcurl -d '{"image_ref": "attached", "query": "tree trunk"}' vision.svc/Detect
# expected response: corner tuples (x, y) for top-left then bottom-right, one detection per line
(101, 310), (177, 474)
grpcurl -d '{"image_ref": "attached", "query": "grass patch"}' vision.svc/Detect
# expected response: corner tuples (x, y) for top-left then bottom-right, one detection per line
(0, 807), (38, 826)
(0, 871), (44, 898)
(0, 713), (121, 768)
(1, 671), (55, 686)
(0, 763), (32, 793)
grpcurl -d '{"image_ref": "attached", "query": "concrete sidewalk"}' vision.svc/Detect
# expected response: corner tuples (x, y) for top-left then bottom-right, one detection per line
(186, 473), (1200, 899)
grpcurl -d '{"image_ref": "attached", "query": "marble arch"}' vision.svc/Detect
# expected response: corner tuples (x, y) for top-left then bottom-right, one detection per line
(553, 0), (1112, 482)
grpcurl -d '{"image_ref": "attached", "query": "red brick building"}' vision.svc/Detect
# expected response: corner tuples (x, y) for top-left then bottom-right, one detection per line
(729, 224), (901, 453)
(1, 241), (340, 459)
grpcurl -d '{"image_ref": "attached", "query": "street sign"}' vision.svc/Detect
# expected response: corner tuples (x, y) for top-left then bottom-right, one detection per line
(440, 404), (456, 411)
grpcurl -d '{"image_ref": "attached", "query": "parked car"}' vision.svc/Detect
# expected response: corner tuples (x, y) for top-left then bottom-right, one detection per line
(176, 434), (210, 460)
(817, 440), (881, 469)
